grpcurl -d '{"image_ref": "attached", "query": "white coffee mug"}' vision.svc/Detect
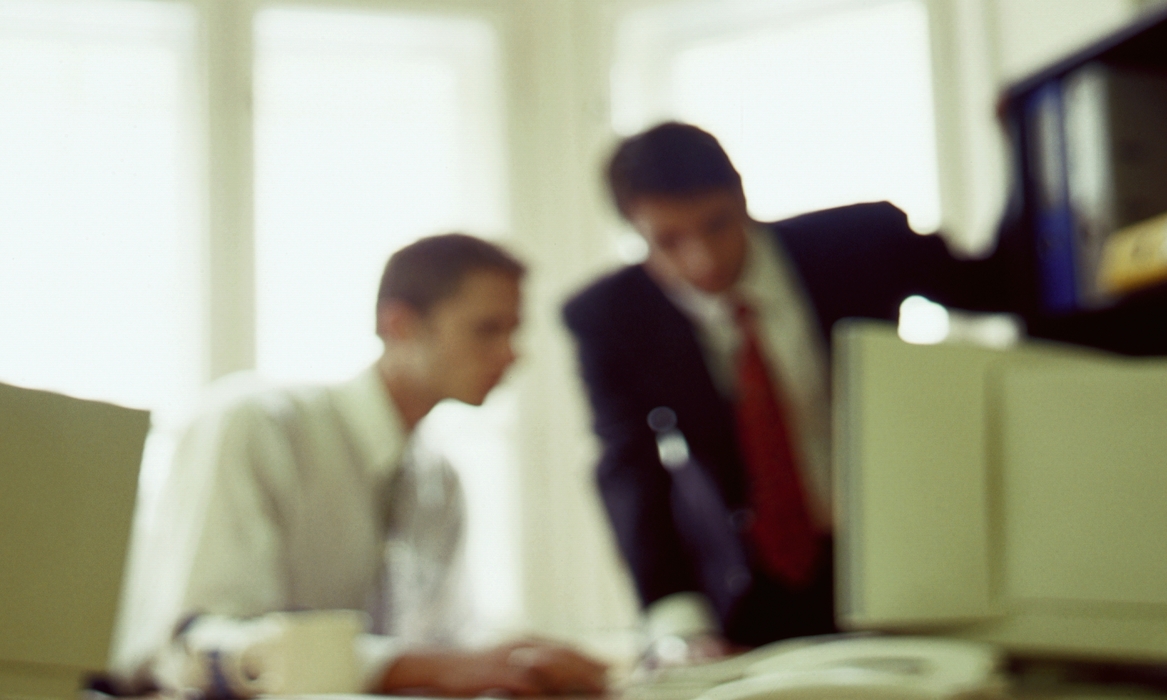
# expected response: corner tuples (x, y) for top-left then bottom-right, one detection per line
(196, 610), (366, 697)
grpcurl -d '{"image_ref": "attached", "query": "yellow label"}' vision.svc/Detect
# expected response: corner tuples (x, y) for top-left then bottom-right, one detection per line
(1098, 211), (1167, 295)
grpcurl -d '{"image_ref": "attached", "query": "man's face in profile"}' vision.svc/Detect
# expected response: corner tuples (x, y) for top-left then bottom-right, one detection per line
(413, 269), (521, 406)
(629, 188), (749, 294)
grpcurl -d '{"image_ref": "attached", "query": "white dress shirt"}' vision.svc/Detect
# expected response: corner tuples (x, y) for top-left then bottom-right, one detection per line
(111, 366), (468, 692)
(647, 224), (833, 643)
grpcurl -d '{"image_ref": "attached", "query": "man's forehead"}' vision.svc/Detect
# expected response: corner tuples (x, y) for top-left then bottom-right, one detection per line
(437, 269), (521, 313)
(631, 189), (744, 234)
(636, 187), (741, 212)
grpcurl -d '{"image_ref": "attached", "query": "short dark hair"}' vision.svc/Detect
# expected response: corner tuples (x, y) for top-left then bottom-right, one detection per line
(377, 233), (525, 315)
(606, 121), (743, 220)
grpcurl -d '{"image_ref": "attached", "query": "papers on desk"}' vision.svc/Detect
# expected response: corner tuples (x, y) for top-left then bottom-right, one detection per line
(622, 635), (1006, 700)
(622, 637), (828, 700)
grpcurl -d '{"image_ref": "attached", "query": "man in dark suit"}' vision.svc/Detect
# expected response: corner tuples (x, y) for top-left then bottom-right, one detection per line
(563, 122), (998, 663)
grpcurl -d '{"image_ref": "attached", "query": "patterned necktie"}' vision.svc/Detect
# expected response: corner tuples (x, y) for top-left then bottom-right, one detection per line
(732, 299), (821, 587)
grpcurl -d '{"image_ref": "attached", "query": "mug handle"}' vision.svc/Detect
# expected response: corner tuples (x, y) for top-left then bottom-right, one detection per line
(203, 643), (273, 698)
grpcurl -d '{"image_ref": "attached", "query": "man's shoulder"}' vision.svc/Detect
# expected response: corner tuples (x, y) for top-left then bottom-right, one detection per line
(565, 264), (652, 308)
(765, 201), (929, 286)
(771, 200), (908, 230)
(563, 264), (658, 330)
(768, 201), (913, 248)
(191, 373), (333, 435)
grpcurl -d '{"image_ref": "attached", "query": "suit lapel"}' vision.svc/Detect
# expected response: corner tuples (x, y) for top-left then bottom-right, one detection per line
(627, 266), (725, 409)
(771, 224), (834, 354)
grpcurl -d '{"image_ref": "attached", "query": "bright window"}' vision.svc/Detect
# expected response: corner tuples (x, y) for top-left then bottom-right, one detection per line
(1, 0), (518, 631)
(612, 0), (941, 233)
(252, 6), (519, 629)
(253, 7), (507, 383)
(0, 0), (201, 413)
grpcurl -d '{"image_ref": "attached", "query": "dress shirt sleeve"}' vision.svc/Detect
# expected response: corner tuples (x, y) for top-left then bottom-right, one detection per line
(111, 393), (298, 690)
(179, 397), (295, 619)
(118, 386), (472, 696)
(644, 592), (718, 641)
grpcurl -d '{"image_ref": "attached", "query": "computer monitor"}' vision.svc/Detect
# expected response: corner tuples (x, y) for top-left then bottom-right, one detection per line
(0, 383), (148, 700)
(833, 321), (1167, 662)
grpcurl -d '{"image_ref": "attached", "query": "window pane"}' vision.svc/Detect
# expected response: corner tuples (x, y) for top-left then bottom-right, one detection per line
(614, 0), (941, 232)
(0, 0), (202, 411)
(252, 6), (518, 630)
(253, 7), (507, 383)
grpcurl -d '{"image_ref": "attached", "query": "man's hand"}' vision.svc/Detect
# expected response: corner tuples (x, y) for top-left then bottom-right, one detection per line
(378, 641), (608, 696)
(642, 633), (743, 669)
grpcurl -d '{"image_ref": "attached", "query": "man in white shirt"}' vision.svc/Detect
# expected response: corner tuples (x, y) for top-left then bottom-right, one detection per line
(563, 123), (999, 664)
(116, 234), (607, 696)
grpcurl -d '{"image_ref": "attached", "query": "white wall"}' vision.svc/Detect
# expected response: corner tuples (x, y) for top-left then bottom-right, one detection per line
(498, 0), (643, 643)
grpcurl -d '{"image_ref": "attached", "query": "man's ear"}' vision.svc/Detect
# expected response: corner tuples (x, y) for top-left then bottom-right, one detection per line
(376, 300), (423, 342)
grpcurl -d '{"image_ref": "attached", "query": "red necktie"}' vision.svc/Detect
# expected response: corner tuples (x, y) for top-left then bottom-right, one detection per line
(732, 300), (821, 587)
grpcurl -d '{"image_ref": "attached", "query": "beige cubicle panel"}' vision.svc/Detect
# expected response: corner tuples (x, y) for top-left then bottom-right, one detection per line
(0, 383), (148, 700)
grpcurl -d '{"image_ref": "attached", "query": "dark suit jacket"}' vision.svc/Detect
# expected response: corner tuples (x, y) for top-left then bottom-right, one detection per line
(562, 202), (1001, 643)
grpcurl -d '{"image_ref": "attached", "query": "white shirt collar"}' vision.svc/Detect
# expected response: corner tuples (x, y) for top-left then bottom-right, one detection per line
(329, 364), (407, 478)
(738, 223), (787, 311)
